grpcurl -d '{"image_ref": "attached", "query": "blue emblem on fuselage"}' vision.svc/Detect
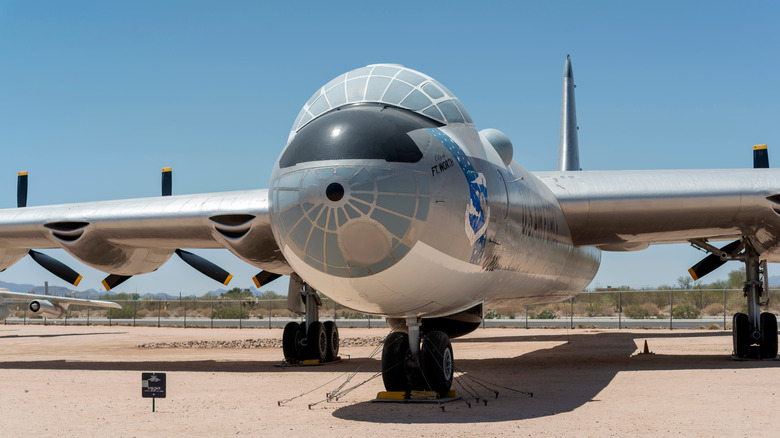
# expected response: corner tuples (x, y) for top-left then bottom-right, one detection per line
(427, 128), (489, 264)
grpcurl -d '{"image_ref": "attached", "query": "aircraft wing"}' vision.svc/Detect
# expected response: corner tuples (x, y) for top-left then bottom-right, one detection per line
(0, 188), (291, 287)
(535, 168), (780, 259)
(0, 290), (122, 309)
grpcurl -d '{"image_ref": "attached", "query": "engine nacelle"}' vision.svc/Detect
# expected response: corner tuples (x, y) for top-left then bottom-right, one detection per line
(0, 248), (28, 271)
(29, 300), (67, 319)
(0, 305), (12, 321)
(209, 214), (293, 275)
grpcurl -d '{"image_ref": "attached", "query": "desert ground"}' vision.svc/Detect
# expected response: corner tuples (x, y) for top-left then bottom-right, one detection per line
(1, 324), (778, 437)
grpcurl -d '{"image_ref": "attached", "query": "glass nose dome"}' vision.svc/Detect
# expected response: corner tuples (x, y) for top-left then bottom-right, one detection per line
(290, 64), (473, 135)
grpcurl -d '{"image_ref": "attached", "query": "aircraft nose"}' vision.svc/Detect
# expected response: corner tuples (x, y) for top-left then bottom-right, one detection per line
(269, 166), (430, 278)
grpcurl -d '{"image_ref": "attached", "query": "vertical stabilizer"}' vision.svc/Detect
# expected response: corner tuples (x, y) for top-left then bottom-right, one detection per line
(558, 55), (581, 171)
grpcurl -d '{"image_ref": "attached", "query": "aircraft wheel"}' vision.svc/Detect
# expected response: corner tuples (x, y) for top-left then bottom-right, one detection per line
(382, 331), (417, 392)
(421, 330), (454, 396)
(760, 312), (778, 359)
(307, 321), (328, 362)
(324, 321), (339, 362)
(282, 322), (303, 363)
(733, 313), (752, 359)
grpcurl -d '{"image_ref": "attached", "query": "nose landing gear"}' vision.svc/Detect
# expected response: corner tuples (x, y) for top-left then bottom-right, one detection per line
(381, 318), (454, 396)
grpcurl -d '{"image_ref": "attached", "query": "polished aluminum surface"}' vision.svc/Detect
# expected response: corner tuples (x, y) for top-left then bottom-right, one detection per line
(0, 190), (290, 275)
(536, 169), (780, 260)
(558, 55), (580, 171)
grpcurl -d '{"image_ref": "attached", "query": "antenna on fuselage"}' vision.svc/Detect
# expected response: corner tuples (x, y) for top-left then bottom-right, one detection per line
(558, 55), (581, 171)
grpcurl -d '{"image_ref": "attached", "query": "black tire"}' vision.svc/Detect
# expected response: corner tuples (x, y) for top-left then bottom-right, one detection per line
(421, 331), (454, 396)
(282, 322), (301, 362)
(324, 321), (339, 362)
(307, 321), (328, 362)
(733, 313), (751, 358)
(760, 312), (778, 359)
(382, 332), (413, 392)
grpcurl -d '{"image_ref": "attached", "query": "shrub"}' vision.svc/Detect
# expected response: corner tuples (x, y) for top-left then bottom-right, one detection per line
(672, 303), (701, 319)
(623, 304), (650, 319)
(530, 309), (557, 319)
(484, 310), (501, 319)
(212, 306), (249, 319)
(702, 303), (724, 316)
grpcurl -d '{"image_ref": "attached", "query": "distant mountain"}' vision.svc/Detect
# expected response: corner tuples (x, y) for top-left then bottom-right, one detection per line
(0, 280), (272, 300)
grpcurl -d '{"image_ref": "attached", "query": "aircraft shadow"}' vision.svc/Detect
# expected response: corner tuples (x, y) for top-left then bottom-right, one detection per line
(331, 331), (780, 424)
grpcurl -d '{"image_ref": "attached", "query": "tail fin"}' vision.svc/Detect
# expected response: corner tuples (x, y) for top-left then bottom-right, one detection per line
(558, 55), (581, 171)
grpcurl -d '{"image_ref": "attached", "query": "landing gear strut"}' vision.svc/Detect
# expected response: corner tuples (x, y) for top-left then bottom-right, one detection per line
(732, 245), (778, 359)
(281, 274), (339, 363)
(381, 318), (454, 396)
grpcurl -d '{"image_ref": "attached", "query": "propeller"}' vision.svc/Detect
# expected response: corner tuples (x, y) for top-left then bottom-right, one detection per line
(688, 240), (742, 281)
(14, 171), (84, 286)
(176, 249), (233, 285)
(102, 274), (132, 291)
(28, 250), (83, 286)
(754, 144), (769, 168)
(252, 271), (282, 288)
(17, 171), (27, 208)
(162, 167), (172, 196)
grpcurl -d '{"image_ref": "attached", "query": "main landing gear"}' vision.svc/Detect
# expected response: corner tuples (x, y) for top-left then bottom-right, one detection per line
(282, 276), (339, 364)
(732, 246), (778, 360)
(381, 318), (454, 396)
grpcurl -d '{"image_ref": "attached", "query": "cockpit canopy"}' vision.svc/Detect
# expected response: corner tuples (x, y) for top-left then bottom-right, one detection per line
(290, 64), (473, 135)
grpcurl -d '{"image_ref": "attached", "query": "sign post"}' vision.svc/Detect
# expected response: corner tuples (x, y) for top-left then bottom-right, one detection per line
(141, 372), (166, 412)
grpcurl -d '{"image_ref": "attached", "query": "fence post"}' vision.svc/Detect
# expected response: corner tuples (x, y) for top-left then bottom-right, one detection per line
(133, 300), (136, 327)
(87, 306), (90, 326)
(109, 307), (112, 327)
(723, 286), (727, 329)
(268, 299), (271, 329)
(368, 314), (371, 329)
(618, 287), (622, 330)
(211, 300), (214, 329)
(239, 299), (242, 330)
(65, 307), (69, 326)
(183, 299), (187, 328)
(525, 305), (528, 329)
(669, 287), (674, 330)
(24, 304), (26, 325)
(570, 298), (574, 329)
(158, 300), (161, 328)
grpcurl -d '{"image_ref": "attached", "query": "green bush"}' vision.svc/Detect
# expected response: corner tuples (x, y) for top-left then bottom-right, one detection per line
(212, 306), (249, 319)
(484, 310), (501, 319)
(672, 303), (701, 319)
(530, 309), (558, 319)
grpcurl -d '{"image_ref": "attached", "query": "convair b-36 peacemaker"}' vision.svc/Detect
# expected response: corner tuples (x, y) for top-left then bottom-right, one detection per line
(1, 57), (779, 395)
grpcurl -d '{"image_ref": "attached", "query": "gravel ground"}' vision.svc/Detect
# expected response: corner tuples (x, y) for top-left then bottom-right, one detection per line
(1, 325), (779, 437)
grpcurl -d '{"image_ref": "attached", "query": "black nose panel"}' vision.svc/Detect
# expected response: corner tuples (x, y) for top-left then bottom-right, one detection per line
(279, 104), (442, 168)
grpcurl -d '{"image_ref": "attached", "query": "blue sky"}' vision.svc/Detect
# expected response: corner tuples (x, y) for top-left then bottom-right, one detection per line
(0, 1), (778, 296)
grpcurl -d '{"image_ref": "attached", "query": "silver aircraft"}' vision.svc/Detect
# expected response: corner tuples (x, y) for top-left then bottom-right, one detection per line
(0, 57), (778, 395)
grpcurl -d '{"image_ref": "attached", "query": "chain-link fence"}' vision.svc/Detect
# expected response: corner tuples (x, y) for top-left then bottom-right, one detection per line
(3, 288), (778, 329)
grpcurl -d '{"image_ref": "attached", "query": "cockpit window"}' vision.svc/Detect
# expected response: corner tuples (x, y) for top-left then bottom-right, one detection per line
(291, 64), (473, 134)
(280, 104), (442, 168)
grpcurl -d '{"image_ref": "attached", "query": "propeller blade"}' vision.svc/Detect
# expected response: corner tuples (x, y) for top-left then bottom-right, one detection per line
(175, 249), (232, 285)
(102, 274), (132, 291)
(754, 144), (769, 168)
(688, 240), (742, 280)
(162, 167), (172, 196)
(28, 250), (83, 286)
(17, 171), (28, 208)
(252, 271), (282, 288)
